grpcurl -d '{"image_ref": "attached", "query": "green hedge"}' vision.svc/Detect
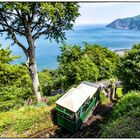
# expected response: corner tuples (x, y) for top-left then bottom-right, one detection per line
(101, 91), (140, 138)
(110, 91), (140, 120)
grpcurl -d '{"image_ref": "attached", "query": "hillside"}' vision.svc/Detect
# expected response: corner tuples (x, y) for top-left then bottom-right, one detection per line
(107, 15), (140, 30)
(101, 91), (140, 138)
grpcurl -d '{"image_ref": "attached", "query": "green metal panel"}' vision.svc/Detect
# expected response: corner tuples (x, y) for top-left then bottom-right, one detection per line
(56, 110), (75, 133)
(75, 97), (97, 132)
(76, 97), (96, 122)
(56, 96), (98, 133)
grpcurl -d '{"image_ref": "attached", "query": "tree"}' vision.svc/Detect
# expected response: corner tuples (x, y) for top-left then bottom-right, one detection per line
(0, 46), (33, 111)
(0, 2), (80, 102)
(117, 44), (140, 93)
(84, 43), (120, 80)
(58, 44), (99, 89)
(38, 69), (54, 96)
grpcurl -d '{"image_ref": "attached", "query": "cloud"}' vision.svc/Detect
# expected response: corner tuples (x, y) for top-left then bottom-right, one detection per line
(76, 3), (140, 25)
(79, 3), (119, 8)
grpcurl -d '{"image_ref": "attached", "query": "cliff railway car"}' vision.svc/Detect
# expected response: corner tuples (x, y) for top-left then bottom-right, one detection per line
(55, 81), (100, 133)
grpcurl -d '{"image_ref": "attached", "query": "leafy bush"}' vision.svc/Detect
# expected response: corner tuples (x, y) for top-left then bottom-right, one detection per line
(100, 91), (109, 105)
(0, 46), (34, 112)
(110, 91), (140, 120)
(84, 43), (120, 80)
(102, 115), (140, 138)
(116, 87), (123, 98)
(117, 44), (140, 93)
(47, 94), (62, 106)
(101, 91), (140, 138)
(58, 43), (119, 89)
(38, 69), (54, 96)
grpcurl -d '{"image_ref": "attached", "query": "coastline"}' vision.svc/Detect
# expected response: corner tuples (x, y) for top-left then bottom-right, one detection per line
(114, 48), (130, 56)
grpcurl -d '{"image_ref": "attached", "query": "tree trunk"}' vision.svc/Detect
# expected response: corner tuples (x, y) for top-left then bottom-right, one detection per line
(28, 61), (42, 102)
(26, 25), (42, 103)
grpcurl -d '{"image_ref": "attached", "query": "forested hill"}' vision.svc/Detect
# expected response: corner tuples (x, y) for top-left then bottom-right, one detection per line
(107, 15), (140, 30)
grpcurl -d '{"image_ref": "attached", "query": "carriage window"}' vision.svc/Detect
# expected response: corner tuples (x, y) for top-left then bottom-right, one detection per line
(82, 103), (89, 113)
(64, 113), (74, 121)
(57, 105), (64, 111)
(65, 109), (73, 116)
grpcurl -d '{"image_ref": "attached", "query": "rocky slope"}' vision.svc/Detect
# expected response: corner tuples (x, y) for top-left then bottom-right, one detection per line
(107, 15), (140, 30)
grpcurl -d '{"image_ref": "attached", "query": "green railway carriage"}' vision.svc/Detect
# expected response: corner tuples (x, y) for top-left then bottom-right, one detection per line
(55, 81), (100, 133)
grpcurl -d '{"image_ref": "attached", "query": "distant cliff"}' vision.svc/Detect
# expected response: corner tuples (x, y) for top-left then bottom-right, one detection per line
(107, 15), (140, 30)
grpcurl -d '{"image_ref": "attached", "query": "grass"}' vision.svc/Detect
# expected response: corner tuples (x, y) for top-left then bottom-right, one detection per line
(0, 105), (55, 138)
(0, 94), (62, 138)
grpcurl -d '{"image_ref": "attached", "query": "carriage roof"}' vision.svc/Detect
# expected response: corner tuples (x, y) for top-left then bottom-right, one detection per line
(56, 81), (99, 113)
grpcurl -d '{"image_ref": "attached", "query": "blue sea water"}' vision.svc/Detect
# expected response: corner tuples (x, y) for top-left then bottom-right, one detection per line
(0, 24), (140, 71)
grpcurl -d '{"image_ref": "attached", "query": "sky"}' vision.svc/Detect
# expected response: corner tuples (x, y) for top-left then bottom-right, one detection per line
(75, 3), (140, 25)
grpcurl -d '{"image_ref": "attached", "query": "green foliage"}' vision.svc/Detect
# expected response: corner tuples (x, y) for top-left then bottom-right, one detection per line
(47, 94), (62, 106)
(38, 69), (54, 96)
(101, 91), (140, 138)
(0, 45), (18, 63)
(116, 87), (123, 98)
(101, 115), (140, 138)
(100, 91), (109, 105)
(0, 2), (80, 43)
(117, 44), (140, 93)
(110, 91), (140, 120)
(0, 46), (33, 112)
(84, 43), (120, 80)
(0, 2), (80, 102)
(58, 43), (120, 89)
(0, 106), (54, 137)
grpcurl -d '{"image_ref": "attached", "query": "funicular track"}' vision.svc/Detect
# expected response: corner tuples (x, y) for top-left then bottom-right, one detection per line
(29, 125), (59, 138)
(29, 101), (115, 138)
(70, 101), (115, 138)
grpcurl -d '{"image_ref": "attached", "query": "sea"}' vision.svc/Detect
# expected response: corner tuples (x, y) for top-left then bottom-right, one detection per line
(0, 24), (140, 71)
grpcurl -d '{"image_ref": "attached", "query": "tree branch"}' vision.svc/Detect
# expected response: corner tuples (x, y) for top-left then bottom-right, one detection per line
(0, 12), (25, 36)
(0, 12), (27, 55)
(9, 29), (27, 54)
(32, 30), (47, 40)
(15, 8), (27, 31)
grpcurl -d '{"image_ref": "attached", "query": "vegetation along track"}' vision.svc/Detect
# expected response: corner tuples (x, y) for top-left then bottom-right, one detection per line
(29, 101), (115, 138)
(70, 101), (115, 138)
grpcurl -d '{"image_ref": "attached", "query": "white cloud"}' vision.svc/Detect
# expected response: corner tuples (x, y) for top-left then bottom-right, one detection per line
(75, 3), (140, 25)
(79, 3), (119, 8)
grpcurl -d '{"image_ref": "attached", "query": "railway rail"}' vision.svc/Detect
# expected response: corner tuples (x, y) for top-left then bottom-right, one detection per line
(29, 125), (59, 138)
(70, 101), (115, 138)
(29, 101), (115, 138)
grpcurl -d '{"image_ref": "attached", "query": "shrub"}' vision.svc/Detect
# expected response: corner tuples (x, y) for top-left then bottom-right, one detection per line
(100, 91), (109, 105)
(58, 43), (120, 90)
(110, 90), (140, 120)
(0, 46), (34, 112)
(101, 91), (140, 138)
(47, 94), (62, 106)
(101, 115), (140, 138)
(0, 86), (33, 112)
(116, 87), (123, 98)
(117, 44), (140, 93)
